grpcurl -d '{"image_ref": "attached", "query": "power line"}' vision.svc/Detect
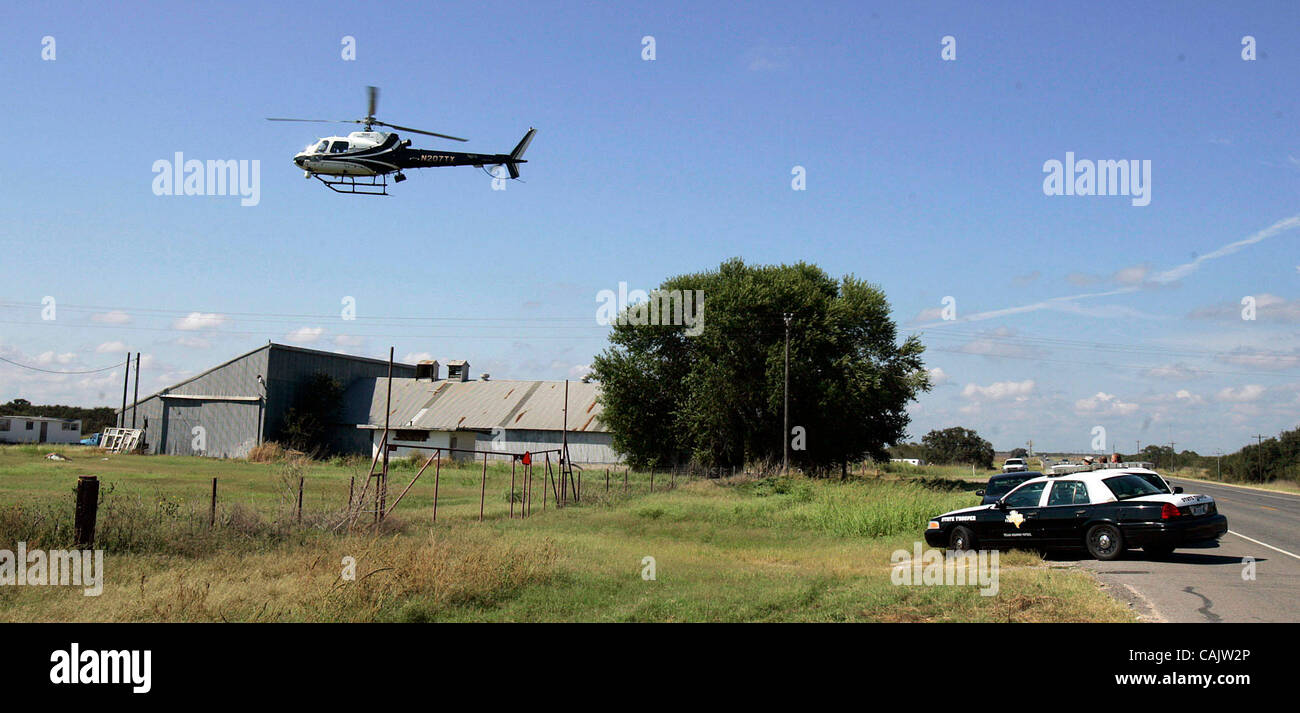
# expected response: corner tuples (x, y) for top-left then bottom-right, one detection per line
(0, 355), (127, 374)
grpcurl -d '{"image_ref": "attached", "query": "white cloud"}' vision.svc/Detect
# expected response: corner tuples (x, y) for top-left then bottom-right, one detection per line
(91, 310), (131, 324)
(1190, 294), (1300, 323)
(286, 326), (325, 343)
(962, 379), (1035, 401)
(35, 351), (77, 365)
(958, 327), (1047, 358)
(1217, 384), (1265, 402)
(95, 341), (128, 354)
(1074, 391), (1139, 415)
(173, 312), (227, 331)
(403, 352), (435, 364)
(333, 334), (364, 347)
(1141, 363), (1206, 380)
(175, 336), (211, 349)
(1113, 264), (1149, 286)
(912, 306), (945, 323)
(568, 363), (593, 380)
(1216, 348), (1300, 371)
(927, 367), (950, 386)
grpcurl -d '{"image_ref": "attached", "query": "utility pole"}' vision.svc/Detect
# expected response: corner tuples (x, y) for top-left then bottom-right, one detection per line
(130, 352), (141, 428)
(1214, 450), (1222, 480)
(119, 353), (131, 428)
(1168, 441), (1176, 472)
(1253, 434), (1266, 481)
(782, 313), (791, 475)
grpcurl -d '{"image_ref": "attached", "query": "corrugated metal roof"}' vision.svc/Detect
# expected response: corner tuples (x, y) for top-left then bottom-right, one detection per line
(343, 378), (606, 432)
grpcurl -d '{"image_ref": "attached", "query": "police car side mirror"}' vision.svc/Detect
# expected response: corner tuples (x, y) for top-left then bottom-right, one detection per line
(1174, 486), (1184, 494)
(975, 489), (985, 496)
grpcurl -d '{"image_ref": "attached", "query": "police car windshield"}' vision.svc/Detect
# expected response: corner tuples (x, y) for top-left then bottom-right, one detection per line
(1103, 474), (1164, 500)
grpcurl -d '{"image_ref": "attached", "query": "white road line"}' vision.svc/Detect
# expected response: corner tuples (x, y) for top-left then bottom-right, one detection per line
(1171, 478), (1300, 504)
(1227, 530), (1300, 561)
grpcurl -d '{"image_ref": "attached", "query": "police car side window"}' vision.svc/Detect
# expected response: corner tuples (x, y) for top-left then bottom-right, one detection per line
(1047, 481), (1086, 506)
(1002, 481), (1046, 508)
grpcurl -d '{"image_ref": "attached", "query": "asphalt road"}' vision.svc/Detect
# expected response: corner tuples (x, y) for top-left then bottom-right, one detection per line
(1081, 478), (1300, 623)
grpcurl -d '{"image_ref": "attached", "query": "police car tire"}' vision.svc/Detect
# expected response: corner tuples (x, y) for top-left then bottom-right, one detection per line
(948, 525), (976, 551)
(1085, 524), (1124, 561)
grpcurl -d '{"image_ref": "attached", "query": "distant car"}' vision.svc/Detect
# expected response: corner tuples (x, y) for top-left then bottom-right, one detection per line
(1002, 458), (1029, 473)
(926, 468), (1228, 560)
(976, 471), (1041, 505)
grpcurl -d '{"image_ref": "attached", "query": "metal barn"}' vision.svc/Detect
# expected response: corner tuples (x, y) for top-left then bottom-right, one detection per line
(120, 343), (416, 458)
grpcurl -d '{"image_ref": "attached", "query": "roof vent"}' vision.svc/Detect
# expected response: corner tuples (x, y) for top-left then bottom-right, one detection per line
(480, 373), (490, 382)
(446, 360), (470, 382)
(415, 360), (440, 380)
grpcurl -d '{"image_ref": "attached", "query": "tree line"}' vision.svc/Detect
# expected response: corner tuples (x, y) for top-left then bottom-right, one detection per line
(0, 399), (117, 435)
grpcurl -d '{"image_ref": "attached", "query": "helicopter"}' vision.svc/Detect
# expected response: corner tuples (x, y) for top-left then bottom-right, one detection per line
(268, 86), (535, 195)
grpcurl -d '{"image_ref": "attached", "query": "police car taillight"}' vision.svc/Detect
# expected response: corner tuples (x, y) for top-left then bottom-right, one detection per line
(1161, 502), (1180, 520)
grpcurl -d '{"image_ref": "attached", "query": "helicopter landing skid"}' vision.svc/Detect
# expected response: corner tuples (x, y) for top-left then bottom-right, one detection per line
(312, 173), (390, 196)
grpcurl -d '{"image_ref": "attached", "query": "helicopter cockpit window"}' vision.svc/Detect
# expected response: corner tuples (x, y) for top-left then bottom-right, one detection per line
(329, 141), (350, 153)
(313, 140), (329, 154)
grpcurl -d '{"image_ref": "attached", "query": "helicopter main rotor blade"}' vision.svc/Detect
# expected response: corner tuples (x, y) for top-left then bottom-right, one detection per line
(373, 121), (468, 142)
(367, 86), (378, 119)
(266, 117), (363, 124)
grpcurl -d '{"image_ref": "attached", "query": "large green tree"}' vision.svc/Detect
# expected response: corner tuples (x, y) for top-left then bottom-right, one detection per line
(920, 427), (994, 469)
(591, 259), (930, 472)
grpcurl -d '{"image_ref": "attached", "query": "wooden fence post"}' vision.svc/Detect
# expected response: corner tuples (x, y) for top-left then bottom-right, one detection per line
(209, 477), (217, 529)
(74, 475), (99, 548)
(296, 476), (304, 524)
(479, 452), (488, 522)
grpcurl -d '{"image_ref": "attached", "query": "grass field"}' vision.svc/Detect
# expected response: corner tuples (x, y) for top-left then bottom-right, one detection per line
(0, 444), (1134, 622)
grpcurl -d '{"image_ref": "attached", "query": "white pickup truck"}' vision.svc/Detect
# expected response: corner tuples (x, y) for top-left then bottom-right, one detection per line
(1002, 457), (1029, 473)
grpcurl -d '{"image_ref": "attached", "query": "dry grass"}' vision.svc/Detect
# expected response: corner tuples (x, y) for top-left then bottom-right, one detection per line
(0, 529), (559, 623)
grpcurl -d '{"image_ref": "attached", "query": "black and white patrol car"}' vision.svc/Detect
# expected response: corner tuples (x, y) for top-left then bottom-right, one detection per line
(925, 467), (1227, 560)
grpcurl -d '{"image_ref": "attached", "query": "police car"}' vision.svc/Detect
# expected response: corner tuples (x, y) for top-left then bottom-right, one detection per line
(924, 466), (1228, 560)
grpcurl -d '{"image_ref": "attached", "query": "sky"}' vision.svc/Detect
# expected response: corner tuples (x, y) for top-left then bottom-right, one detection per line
(0, 1), (1297, 454)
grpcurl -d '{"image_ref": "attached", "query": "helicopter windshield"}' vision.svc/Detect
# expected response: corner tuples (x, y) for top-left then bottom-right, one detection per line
(313, 140), (330, 154)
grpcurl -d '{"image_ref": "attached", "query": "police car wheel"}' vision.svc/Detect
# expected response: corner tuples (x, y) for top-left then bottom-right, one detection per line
(948, 526), (975, 551)
(1086, 524), (1124, 561)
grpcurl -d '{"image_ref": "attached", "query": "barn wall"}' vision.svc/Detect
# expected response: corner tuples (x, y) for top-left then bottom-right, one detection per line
(266, 347), (415, 454)
(369, 428), (620, 464)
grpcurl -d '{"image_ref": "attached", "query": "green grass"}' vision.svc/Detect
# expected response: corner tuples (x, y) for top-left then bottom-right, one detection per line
(0, 445), (1132, 622)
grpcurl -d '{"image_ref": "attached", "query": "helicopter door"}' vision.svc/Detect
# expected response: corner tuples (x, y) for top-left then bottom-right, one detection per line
(329, 141), (350, 153)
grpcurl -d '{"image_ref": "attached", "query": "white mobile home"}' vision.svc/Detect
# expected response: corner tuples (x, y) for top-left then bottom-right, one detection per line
(0, 415), (82, 444)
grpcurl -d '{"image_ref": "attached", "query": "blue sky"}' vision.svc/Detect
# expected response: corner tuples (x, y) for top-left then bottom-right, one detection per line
(1, 1), (1297, 453)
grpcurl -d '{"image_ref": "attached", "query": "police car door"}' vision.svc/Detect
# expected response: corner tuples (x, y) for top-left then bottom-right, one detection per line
(986, 480), (1049, 546)
(1037, 480), (1091, 547)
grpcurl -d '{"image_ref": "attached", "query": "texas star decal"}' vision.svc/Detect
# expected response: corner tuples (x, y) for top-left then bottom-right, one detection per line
(1005, 510), (1026, 528)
